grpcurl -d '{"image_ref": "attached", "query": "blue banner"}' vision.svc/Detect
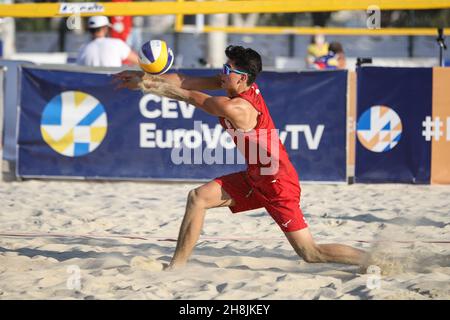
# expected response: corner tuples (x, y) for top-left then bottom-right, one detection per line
(355, 67), (432, 183)
(18, 67), (347, 182)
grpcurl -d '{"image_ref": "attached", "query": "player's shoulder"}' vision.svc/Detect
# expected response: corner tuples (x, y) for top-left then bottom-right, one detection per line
(223, 97), (254, 121)
(229, 95), (252, 109)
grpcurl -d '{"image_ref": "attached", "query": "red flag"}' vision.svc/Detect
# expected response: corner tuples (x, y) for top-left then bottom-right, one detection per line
(110, 0), (132, 43)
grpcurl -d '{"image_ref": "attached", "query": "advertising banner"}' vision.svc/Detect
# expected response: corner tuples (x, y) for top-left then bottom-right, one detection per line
(355, 67), (432, 183)
(17, 67), (347, 182)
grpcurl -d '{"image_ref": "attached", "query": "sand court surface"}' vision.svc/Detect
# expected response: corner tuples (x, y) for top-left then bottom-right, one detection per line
(0, 177), (449, 299)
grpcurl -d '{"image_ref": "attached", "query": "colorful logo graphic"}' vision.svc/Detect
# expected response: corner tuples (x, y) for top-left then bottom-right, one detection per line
(40, 91), (107, 157)
(357, 106), (402, 153)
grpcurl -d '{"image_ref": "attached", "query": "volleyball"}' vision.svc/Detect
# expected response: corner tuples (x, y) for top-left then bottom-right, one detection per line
(138, 40), (174, 75)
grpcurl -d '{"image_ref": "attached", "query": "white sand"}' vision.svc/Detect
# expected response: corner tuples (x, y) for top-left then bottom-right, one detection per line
(0, 175), (449, 300)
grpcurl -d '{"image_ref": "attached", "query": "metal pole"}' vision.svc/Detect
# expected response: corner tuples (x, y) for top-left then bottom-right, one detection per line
(437, 28), (447, 67)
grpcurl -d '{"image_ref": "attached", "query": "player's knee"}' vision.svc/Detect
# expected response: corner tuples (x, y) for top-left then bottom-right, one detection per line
(187, 188), (206, 208)
(301, 246), (325, 263)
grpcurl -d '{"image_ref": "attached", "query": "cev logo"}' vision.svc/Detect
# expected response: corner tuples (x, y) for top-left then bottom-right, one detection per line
(40, 91), (107, 157)
(357, 106), (402, 153)
(139, 94), (195, 119)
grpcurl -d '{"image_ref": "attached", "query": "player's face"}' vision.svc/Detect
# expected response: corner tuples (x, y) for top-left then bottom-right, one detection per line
(220, 60), (248, 90)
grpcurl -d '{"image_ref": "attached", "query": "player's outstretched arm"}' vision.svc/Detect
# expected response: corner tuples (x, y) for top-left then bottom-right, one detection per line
(112, 70), (222, 91)
(157, 72), (222, 91)
(139, 76), (239, 118)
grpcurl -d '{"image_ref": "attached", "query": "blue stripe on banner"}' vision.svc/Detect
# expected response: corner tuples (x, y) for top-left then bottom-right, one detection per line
(393, 133), (401, 143)
(74, 143), (89, 156)
(141, 42), (155, 62)
(77, 104), (103, 126)
(41, 95), (62, 125)
(357, 110), (371, 130)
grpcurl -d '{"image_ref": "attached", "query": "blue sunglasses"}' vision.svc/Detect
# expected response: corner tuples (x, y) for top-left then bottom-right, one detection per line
(222, 64), (249, 76)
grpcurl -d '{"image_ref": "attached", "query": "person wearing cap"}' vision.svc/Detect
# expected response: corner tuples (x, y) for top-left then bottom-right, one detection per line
(76, 16), (139, 67)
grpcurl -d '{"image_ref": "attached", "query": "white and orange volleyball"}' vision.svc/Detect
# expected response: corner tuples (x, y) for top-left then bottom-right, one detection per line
(138, 40), (174, 75)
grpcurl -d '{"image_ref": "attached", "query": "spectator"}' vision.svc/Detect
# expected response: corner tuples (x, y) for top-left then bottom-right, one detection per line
(77, 16), (139, 67)
(313, 41), (347, 70)
(305, 34), (329, 69)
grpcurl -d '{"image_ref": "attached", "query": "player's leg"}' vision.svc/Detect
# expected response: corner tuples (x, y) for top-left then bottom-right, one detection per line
(167, 180), (234, 270)
(284, 228), (366, 265)
(264, 192), (366, 266)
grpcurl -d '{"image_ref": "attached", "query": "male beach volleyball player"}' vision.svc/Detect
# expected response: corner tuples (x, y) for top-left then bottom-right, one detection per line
(113, 45), (366, 270)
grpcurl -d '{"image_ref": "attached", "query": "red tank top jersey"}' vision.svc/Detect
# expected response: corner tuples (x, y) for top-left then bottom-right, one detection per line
(218, 83), (299, 183)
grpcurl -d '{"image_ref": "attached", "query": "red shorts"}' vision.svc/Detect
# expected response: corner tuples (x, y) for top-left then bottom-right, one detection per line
(214, 171), (308, 232)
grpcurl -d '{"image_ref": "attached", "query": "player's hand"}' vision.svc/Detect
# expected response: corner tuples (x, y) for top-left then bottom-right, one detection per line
(140, 76), (159, 91)
(112, 70), (145, 90)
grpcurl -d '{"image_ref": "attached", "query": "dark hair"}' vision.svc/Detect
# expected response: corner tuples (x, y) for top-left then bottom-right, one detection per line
(329, 42), (344, 54)
(225, 45), (262, 85)
(88, 26), (107, 35)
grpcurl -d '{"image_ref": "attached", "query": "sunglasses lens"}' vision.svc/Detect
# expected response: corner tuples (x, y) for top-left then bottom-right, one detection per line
(223, 64), (230, 75)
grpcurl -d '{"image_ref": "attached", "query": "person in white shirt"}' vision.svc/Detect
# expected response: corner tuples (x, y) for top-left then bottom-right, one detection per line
(77, 16), (139, 67)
